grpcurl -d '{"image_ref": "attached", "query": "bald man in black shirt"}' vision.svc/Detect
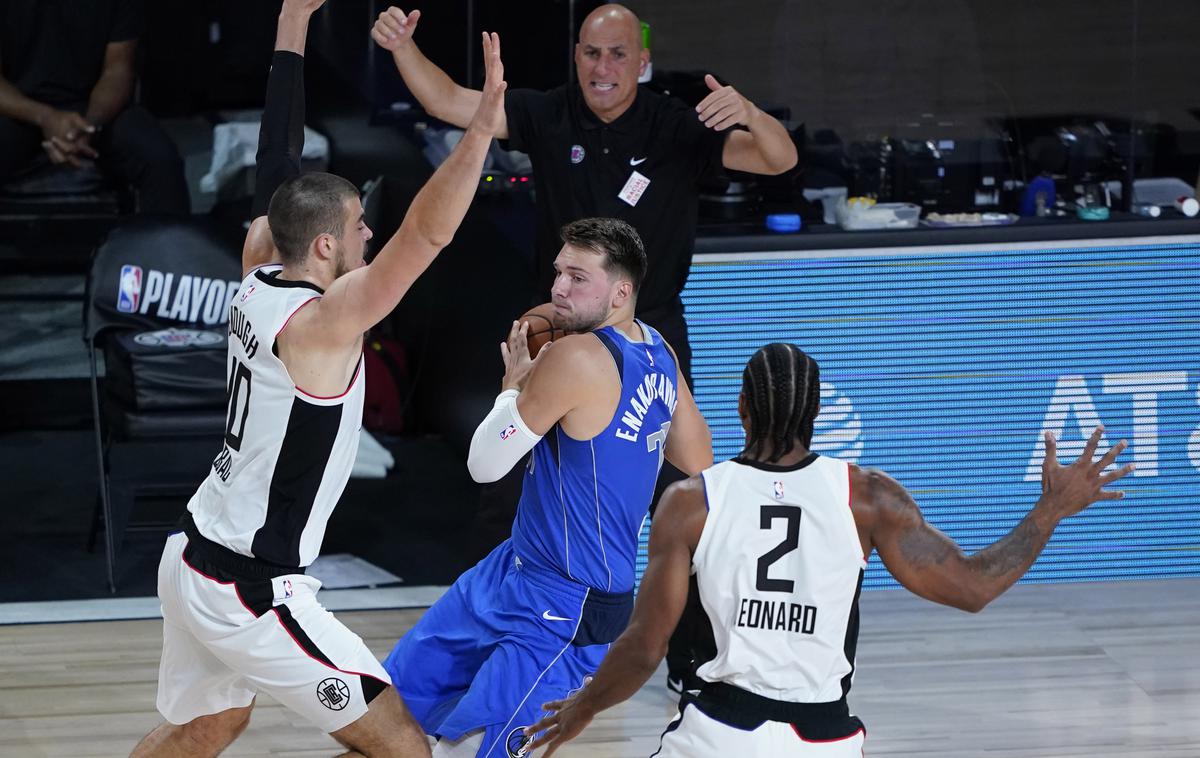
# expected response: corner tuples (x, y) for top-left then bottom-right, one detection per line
(373, 2), (796, 386)
(0, 0), (189, 215)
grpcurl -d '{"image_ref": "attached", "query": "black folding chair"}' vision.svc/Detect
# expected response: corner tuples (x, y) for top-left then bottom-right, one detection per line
(83, 218), (242, 592)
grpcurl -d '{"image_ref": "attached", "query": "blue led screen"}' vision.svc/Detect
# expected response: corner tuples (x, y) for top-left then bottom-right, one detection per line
(637, 241), (1200, 591)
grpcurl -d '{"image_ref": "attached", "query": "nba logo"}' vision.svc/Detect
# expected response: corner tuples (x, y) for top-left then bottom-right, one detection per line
(117, 265), (142, 313)
(283, 578), (293, 599)
(500, 424), (517, 441)
(773, 481), (784, 500)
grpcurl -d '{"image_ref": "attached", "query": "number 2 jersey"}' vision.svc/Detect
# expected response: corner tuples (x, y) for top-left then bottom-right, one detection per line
(693, 454), (868, 702)
(187, 264), (365, 569)
(512, 322), (677, 594)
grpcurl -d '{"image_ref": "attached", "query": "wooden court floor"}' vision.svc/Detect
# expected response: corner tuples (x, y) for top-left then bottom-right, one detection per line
(2, 578), (1198, 757)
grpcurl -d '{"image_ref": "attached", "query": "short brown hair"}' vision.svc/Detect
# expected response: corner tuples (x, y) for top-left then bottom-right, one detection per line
(560, 217), (646, 294)
(267, 173), (360, 264)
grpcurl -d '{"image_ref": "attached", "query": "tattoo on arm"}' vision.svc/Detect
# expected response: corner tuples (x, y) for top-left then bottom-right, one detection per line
(973, 515), (1045, 578)
(896, 522), (956, 568)
(870, 467), (1057, 610)
(872, 469), (957, 569)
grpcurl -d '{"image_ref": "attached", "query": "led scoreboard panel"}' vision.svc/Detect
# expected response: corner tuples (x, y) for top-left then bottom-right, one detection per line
(635, 236), (1200, 591)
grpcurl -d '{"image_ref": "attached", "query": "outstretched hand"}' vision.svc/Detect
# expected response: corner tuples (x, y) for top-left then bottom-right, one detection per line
(1040, 426), (1134, 520)
(371, 6), (420, 52)
(468, 32), (507, 136)
(524, 692), (595, 757)
(695, 73), (753, 131)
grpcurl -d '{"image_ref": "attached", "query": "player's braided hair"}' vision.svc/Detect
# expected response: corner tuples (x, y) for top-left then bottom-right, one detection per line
(740, 343), (820, 463)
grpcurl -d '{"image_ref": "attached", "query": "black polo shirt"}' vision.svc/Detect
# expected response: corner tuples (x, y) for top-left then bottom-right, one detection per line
(0, 0), (143, 107)
(505, 83), (727, 314)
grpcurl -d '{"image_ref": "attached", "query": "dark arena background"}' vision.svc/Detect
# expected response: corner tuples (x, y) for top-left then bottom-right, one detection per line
(1, 1), (1197, 755)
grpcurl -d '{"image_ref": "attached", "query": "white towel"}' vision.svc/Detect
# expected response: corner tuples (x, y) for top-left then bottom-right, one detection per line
(199, 121), (329, 194)
(352, 428), (396, 479)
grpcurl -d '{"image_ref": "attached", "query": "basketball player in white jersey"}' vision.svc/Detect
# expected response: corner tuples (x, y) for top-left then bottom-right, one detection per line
(130, 3), (508, 756)
(525, 342), (1135, 756)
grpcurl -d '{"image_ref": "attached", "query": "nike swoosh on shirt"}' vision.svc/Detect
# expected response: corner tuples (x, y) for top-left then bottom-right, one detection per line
(629, 156), (647, 166)
(542, 610), (573, 622)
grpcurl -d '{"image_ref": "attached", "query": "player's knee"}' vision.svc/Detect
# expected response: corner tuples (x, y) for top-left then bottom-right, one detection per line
(334, 687), (430, 758)
(228, 705), (254, 737)
(181, 704), (253, 751)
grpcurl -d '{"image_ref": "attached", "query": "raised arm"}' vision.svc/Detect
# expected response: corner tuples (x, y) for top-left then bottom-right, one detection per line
(372, 7), (508, 137)
(242, 0), (326, 274)
(316, 31), (507, 340)
(862, 426), (1134, 613)
(695, 74), (796, 176)
(525, 477), (708, 755)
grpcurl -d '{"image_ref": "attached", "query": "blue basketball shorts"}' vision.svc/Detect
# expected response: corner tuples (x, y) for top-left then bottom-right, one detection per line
(383, 540), (633, 758)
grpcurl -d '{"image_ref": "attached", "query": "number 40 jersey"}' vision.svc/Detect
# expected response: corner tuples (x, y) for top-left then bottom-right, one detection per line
(187, 264), (365, 569)
(693, 454), (868, 703)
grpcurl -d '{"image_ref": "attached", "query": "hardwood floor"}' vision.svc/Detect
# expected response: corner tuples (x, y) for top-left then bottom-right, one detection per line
(2, 578), (1197, 757)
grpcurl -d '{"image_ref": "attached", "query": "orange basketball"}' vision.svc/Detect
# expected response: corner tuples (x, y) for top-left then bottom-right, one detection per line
(519, 302), (567, 357)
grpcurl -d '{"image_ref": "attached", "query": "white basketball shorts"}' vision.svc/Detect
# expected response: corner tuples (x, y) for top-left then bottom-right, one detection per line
(652, 700), (866, 758)
(154, 531), (391, 733)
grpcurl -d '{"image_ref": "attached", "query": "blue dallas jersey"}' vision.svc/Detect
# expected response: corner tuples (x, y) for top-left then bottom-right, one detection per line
(511, 321), (677, 594)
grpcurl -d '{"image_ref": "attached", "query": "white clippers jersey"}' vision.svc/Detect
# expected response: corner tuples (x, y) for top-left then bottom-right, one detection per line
(693, 454), (867, 703)
(187, 264), (364, 568)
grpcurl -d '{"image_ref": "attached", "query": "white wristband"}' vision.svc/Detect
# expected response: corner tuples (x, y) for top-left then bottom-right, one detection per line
(467, 389), (542, 483)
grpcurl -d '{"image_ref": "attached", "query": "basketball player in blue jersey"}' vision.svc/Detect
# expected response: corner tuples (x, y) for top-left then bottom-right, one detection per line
(524, 343), (1134, 757)
(382, 217), (713, 757)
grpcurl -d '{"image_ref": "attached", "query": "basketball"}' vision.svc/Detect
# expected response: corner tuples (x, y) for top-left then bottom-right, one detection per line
(519, 302), (567, 357)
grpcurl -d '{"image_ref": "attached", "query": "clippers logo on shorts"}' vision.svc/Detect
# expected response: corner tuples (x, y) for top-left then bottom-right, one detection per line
(117, 265), (142, 313)
(113, 265), (240, 326)
(506, 726), (534, 757)
(500, 424), (518, 441)
(317, 677), (351, 711)
(569, 144), (585, 164)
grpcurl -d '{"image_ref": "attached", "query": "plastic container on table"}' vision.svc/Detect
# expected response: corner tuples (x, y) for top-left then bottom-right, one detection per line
(835, 199), (920, 230)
